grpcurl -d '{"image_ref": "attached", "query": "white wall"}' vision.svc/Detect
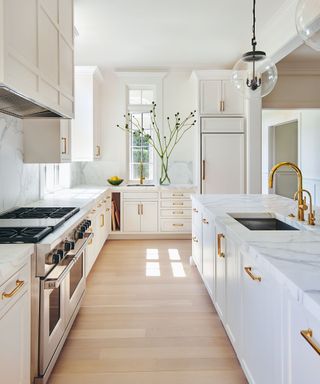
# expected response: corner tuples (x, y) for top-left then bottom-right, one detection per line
(0, 113), (40, 213)
(262, 109), (320, 206)
(78, 69), (198, 185)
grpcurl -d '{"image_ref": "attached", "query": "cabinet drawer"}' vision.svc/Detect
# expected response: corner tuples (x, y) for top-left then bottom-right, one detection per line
(160, 191), (191, 199)
(123, 192), (158, 200)
(160, 209), (191, 218)
(160, 200), (192, 208)
(201, 117), (244, 133)
(0, 263), (29, 314)
(160, 219), (191, 232)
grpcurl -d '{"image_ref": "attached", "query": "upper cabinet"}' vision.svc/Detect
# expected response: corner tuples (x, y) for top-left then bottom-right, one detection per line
(199, 79), (244, 115)
(194, 70), (244, 116)
(0, 0), (74, 118)
(71, 66), (103, 161)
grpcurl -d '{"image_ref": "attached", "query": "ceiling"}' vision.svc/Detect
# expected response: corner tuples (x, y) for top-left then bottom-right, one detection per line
(74, 0), (288, 70)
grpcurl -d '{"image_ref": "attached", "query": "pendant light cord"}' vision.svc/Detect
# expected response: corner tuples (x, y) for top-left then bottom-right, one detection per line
(252, 0), (257, 53)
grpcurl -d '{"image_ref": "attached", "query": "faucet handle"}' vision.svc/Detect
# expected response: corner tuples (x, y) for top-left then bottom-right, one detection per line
(308, 210), (316, 226)
(299, 196), (308, 211)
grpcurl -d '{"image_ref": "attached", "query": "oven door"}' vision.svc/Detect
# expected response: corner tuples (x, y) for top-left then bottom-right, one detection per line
(65, 248), (86, 325)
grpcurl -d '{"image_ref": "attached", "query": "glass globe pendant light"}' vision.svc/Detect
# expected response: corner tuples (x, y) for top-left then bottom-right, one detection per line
(296, 0), (320, 51)
(231, 0), (278, 98)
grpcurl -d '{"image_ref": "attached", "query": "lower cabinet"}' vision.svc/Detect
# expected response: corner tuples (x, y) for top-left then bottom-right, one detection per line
(214, 223), (226, 320)
(284, 295), (320, 384)
(0, 262), (31, 384)
(123, 201), (158, 233)
(202, 214), (215, 297)
(241, 250), (282, 384)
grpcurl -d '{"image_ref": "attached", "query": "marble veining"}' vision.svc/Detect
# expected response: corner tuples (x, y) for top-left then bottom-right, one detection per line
(192, 193), (320, 320)
(0, 113), (40, 213)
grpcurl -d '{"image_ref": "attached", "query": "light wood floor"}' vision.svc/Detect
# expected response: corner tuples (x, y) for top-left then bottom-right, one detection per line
(49, 240), (247, 384)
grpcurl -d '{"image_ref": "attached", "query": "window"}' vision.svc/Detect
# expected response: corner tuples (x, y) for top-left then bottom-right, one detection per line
(43, 164), (71, 194)
(127, 86), (155, 182)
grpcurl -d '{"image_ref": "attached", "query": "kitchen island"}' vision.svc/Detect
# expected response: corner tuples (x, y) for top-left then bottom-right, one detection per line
(192, 194), (320, 384)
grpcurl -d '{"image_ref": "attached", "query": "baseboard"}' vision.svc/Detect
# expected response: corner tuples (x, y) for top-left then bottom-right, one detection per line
(108, 233), (191, 240)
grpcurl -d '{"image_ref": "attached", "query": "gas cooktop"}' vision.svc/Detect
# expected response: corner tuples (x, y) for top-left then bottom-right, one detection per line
(0, 207), (80, 220)
(0, 227), (53, 243)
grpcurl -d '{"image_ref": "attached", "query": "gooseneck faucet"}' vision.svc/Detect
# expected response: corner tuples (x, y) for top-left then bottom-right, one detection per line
(268, 162), (305, 221)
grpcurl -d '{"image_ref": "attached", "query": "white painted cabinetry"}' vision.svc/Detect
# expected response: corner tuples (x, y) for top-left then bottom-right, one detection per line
(123, 199), (158, 233)
(201, 213), (215, 297)
(214, 223), (226, 321)
(23, 118), (71, 163)
(0, 259), (31, 384)
(191, 204), (203, 273)
(0, 0), (74, 118)
(199, 79), (244, 115)
(201, 118), (245, 194)
(72, 66), (103, 161)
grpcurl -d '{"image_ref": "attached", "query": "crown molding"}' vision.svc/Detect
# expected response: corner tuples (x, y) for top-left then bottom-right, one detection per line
(115, 71), (167, 79)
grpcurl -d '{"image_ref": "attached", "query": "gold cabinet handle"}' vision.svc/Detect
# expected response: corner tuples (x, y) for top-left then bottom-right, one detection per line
(173, 223), (184, 227)
(217, 233), (225, 258)
(106, 208), (110, 212)
(244, 267), (262, 282)
(202, 218), (209, 224)
(138, 204), (140, 215)
(202, 160), (206, 180)
(2, 280), (25, 299)
(301, 329), (320, 355)
(96, 145), (101, 157)
(192, 236), (198, 243)
(100, 214), (105, 227)
(173, 202), (184, 206)
(173, 211), (184, 215)
(91, 209), (96, 214)
(97, 204), (102, 208)
(88, 227), (93, 245)
(61, 137), (67, 155)
(221, 100), (225, 112)
(173, 193), (183, 197)
(193, 208), (198, 213)
(141, 204), (144, 215)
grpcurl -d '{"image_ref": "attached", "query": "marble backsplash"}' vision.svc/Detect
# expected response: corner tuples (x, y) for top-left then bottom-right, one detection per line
(0, 113), (40, 213)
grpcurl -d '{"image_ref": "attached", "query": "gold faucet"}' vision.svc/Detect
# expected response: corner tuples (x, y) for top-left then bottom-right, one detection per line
(268, 162), (305, 221)
(139, 162), (145, 185)
(294, 189), (316, 225)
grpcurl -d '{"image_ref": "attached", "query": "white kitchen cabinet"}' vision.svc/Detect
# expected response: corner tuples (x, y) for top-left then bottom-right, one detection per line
(241, 250), (282, 384)
(0, 0), (74, 118)
(123, 200), (158, 233)
(0, 262), (31, 384)
(284, 295), (320, 384)
(214, 223), (226, 321)
(71, 66), (103, 161)
(202, 214), (215, 298)
(201, 131), (245, 194)
(225, 236), (241, 350)
(199, 79), (244, 115)
(23, 118), (71, 163)
(191, 203), (203, 272)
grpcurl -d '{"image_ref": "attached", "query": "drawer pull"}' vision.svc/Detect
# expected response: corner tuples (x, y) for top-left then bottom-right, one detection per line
(173, 223), (184, 227)
(244, 267), (262, 282)
(173, 211), (184, 215)
(106, 208), (110, 212)
(193, 208), (198, 213)
(100, 214), (105, 227)
(301, 329), (320, 355)
(202, 218), (209, 224)
(172, 193), (183, 197)
(192, 236), (198, 242)
(173, 202), (184, 206)
(217, 233), (225, 258)
(2, 280), (25, 299)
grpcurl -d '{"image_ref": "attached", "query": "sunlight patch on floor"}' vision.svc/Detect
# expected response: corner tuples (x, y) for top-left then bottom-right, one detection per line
(146, 248), (159, 260)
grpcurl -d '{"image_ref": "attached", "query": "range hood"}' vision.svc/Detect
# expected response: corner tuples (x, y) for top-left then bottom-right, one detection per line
(0, 85), (66, 119)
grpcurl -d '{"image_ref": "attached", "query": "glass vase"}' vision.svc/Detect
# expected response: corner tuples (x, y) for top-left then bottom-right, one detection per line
(159, 156), (171, 185)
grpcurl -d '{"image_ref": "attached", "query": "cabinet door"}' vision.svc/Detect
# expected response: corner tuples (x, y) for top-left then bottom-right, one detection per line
(200, 80), (222, 114)
(284, 297), (320, 384)
(225, 236), (240, 349)
(202, 133), (245, 194)
(140, 201), (158, 232)
(123, 201), (141, 232)
(86, 210), (99, 276)
(215, 224), (226, 320)
(241, 251), (282, 384)
(93, 74), (102, 160)
(0, 291), (30, 384)
(60, 119), (71, 162)
(202, 215), (215, 298)
(222, 80), (244, 115)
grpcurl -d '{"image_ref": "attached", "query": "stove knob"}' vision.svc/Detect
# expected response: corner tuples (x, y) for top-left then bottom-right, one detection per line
(86, 219), (92, 227)
(70, 240), (75, 250)
(77, 231), (84, 239)
(64, 242), (72, 252)
(52, 253), (61, 264)
(80, 225), (87, 232)
(57, 249), (64, 260)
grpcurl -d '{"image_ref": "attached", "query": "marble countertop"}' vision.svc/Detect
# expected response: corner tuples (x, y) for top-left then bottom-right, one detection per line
(192, 194), (320, 320)
(108, 184), (196, 192)
(0, 244), (34, 286)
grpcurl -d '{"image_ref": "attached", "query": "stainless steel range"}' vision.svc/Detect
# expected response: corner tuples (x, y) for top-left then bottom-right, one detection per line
(0, 206), (93, 384)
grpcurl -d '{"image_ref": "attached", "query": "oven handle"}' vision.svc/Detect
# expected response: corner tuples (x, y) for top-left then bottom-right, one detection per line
(43, 232), (93, 290)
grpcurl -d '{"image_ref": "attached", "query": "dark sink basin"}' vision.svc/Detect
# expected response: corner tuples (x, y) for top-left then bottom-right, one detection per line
(234, 218), (299, 231)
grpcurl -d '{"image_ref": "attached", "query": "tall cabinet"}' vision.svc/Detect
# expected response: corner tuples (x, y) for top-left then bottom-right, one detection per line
(194, 70), (246, 194)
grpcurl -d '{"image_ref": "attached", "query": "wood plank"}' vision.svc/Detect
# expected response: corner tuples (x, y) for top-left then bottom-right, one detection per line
(48, 240), (247, 384)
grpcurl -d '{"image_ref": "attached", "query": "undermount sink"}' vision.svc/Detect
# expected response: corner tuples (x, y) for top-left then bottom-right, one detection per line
(228, 213), (299, 231)
(127, 184), (156, 187)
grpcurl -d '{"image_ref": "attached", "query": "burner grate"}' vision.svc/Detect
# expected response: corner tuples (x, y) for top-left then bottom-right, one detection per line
(0, 227), (52, 243)
(0, 207), (80, 220)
